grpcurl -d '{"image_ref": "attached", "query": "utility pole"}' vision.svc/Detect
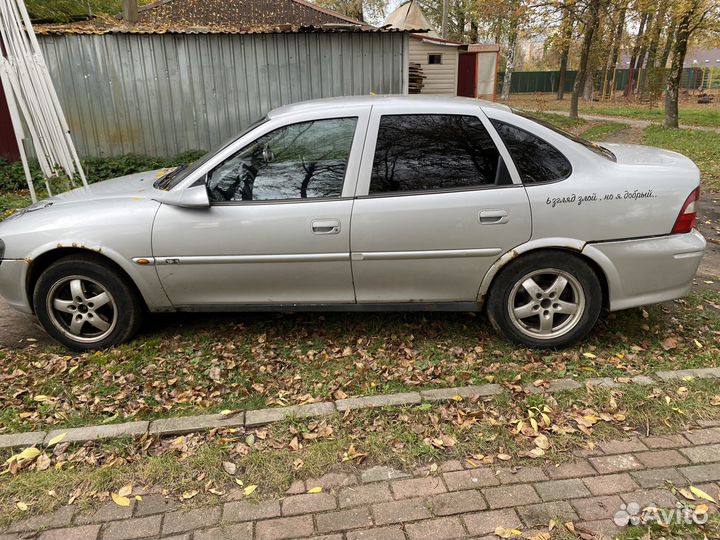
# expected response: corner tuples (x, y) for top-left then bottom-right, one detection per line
(123, 0), (138, 24)
(442, 0), (448, 39)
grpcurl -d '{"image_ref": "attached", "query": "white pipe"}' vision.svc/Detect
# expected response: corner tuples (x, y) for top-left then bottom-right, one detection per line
(0, 0), (87, 198)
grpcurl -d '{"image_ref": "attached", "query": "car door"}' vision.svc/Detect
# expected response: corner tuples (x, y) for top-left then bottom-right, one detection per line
(152, 109), (368, 307)
(350, 103), (532, 303)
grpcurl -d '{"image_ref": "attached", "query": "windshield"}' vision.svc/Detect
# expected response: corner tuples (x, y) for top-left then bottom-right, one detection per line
(514, 110), (617, 162)
(154, 117), (269, 190)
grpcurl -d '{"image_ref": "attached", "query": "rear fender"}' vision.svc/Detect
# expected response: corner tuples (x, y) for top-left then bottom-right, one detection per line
(477, 238), (588, 302)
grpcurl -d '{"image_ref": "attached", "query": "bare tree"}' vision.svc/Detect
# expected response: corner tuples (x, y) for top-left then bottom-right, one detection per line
(569, 0), (605, 117)
(555, 3), (575, 100)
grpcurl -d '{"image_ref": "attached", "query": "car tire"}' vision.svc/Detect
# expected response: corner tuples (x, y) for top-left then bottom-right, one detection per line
(486, 250), (602, 349)
(33, 254), (143, 351)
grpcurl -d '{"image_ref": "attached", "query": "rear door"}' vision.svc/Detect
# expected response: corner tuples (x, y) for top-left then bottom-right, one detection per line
(350, 102), (532, 303)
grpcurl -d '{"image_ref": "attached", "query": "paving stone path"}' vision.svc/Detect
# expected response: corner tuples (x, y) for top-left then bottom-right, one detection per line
(3, 424), (720, 540)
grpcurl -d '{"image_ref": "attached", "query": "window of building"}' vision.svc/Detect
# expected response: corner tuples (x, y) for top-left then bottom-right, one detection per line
(428, 54), (442, 65)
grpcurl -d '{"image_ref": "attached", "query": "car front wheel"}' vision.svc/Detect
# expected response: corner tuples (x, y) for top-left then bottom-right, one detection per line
(486, 251), (602, 349)
(33, 255), (143, 351)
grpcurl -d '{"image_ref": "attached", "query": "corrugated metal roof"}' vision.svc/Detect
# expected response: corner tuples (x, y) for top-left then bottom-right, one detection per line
(135, 0), (366, 28)
(33, 22), (414, 35)
(33, 0), (411, 36)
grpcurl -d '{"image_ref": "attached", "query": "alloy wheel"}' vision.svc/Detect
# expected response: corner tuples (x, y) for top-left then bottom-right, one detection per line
(46, 275), (117, 344)
(507, 268), (586, 340)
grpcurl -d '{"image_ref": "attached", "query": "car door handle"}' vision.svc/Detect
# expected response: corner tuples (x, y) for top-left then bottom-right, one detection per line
(312, 219), (341, 235)
(479, 210), (509, 225)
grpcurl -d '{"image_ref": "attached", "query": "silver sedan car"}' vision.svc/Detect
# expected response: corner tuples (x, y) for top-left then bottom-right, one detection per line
(0, 96), (706, 350)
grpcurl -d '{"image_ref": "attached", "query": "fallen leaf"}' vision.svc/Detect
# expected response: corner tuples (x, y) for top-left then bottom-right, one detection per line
(16, 502), (28, 512)
(494, 526), (522, 538)
(497, 453), (512, 461)
(118, 485), (132, 497)
(690, 486), (717, 503)
(678, 488), (695, 501)
(243, 485), (257, 497)
(111, 493), (131, 507)
(5, 447), (41, 465)
(223, 462), (237, 475)
(46, 433), (67, 447)
(695, 503), (709, 515)
(582, 352), (596, 359)
(307, 487), (322, 494)
(35, 453), (51, 471)
(182, 490), (198, 500)
(534, 434), (550, 450)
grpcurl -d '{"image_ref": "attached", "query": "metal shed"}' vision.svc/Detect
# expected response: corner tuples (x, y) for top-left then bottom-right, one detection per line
(27, 26), (408, 158)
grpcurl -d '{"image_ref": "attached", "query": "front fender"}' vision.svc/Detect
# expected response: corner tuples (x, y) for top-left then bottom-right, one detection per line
(25, 241), (172, 311)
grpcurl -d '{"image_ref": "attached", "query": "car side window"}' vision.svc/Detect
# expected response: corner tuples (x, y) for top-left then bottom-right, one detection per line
(207, 117), (357, 202)
(490, 120), (572, 184)
(369, 114), (509, 195)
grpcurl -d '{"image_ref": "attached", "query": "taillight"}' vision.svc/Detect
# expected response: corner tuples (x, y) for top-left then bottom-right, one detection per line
(671, 187), (699, 234)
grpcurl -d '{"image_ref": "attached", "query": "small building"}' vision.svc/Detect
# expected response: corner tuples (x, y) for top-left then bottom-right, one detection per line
(384, 0), (498, 99)
(458, 44), (501, 100)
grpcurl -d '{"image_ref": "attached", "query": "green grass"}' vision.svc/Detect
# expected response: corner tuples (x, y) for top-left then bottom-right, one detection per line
(1, 289), (719, 433)
(642, 125), (720, 192)
(583, 106), (720, 128)
(0, 192), (32, 219)
(1, 378), (718, 527)
(525, 111), (587, 129)
(580, 122), (630, 141)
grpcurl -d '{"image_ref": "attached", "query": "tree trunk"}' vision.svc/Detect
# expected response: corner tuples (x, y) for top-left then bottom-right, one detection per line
(122, 0), (138, 23)
(658, 27), (675, 68)
(556, 11), (574, 100)
(500, 29), (518, 101)
(644, 1), (668, 69)
(583, 71), (594, 100)
(570, 0), (602, 117)
(625, 12), (648, 95)
(606, 6), (626, 97)
(664, 10), (692, 128)
(442, 0), (449, 39)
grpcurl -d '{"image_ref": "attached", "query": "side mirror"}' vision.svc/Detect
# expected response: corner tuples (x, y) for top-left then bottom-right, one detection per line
(154, 184), (210, 208)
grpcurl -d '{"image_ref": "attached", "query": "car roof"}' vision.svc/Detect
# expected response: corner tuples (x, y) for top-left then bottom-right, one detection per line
(267, 95), (512, 118)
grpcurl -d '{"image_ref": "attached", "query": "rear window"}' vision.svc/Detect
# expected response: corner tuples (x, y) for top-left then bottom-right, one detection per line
(491, 120), (572, 184)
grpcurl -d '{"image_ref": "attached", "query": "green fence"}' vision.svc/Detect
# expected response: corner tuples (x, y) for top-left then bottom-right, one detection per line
(497, 68), (708, 94)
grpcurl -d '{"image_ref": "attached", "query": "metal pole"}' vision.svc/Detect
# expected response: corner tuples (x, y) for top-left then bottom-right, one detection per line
(0, 0), (87, 197)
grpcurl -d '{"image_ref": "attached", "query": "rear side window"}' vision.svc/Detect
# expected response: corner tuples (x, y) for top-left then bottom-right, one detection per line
(370, 114), (509, 195)
(491, 120), (572, 184)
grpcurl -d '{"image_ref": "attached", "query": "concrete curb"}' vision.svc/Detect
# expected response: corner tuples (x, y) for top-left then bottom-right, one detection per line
(1, 366), (718, 450)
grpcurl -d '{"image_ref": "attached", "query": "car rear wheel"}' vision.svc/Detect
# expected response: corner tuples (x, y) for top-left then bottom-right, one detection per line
(486, 251), (602, 348)
(33, 255), (143, 351)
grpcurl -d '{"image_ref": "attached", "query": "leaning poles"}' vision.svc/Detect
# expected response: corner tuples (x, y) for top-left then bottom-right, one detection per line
(0, 0), (87, 203)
